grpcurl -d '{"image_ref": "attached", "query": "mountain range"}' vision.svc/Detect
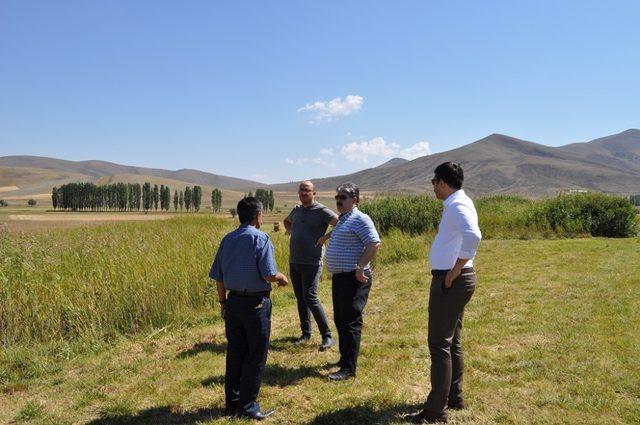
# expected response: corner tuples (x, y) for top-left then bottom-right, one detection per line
(1, 129), (639, 200)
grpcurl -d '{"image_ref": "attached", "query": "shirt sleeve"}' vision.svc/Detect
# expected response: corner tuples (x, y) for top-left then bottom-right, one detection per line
(452, 203), (482, 259)
(209, 238), (225, 281)
(258, 237), (278, 278)
(354, 215), (381, 244)
(322, 205), (338, 224)
(286, 206), (297, 223)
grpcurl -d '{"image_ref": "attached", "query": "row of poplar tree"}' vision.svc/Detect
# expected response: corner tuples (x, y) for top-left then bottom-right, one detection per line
(51, 182), (216, 212)
(245, 189), (275, 211)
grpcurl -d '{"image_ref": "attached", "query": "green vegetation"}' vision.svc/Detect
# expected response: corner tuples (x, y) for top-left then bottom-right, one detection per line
(211, 188), (222, 213)
(0, 221), (638, 423)
(361, 193), (638, 239)
(27, 199), (37, 207)
(0, 200), (8, 207)
(254, 188), (275, 212)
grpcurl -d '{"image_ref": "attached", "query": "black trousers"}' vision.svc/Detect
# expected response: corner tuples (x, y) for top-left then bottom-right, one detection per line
(331, 270), (372, 372)
(224, 294), (272, 416)
(424, 271), (476, 415)
(290, 263), (332, 338)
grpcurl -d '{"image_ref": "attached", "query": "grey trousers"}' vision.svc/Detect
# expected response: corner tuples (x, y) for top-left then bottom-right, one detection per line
(424, 270), (476, 415)
(290, 263), (332, 338)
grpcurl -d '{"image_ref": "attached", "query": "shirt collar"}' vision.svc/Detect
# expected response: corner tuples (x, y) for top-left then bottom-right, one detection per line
(443, 189), (465, 208)
(339, 206), (358, 220)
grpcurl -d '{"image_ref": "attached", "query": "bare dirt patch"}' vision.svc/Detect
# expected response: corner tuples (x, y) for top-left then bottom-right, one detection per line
(1, 212), (176, 233)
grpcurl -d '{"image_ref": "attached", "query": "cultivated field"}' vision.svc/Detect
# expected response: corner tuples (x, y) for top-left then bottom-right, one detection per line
(1, 214), (639, 424)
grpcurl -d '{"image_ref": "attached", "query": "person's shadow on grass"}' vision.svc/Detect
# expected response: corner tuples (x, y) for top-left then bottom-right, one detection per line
(201, 363), (325, 388)
(307, 402), (418, 425)
(175, 341), (226, 358)
(85, 406), (227, 425)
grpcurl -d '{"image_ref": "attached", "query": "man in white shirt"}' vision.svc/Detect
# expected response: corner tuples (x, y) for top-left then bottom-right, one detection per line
(411, 162), (482, 424)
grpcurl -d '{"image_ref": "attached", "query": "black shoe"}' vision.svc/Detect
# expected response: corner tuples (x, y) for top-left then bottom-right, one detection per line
(328, 368), (355, 381)
(447, 399), (465, 410)
(224, 401), (238, 417)
(239, 409), (275, 421)
(293, 335), (311, 345)
(319, 336), (334, 351)
(407, 409), (448, 424)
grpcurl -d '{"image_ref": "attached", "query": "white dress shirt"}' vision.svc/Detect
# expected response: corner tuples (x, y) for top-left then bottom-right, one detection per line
(429, 189), (482, 270)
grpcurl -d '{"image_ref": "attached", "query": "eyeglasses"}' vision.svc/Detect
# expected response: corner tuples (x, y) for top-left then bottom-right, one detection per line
(334, 194), (351, 200)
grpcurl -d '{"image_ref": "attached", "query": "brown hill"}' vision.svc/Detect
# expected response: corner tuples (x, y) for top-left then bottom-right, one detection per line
(0, 156), (265, 202)
(270, 131), (640, 196)
(559, 129), (640, 174)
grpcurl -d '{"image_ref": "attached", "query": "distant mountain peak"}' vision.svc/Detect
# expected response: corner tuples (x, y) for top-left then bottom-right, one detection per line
(376, 157), (409, 168)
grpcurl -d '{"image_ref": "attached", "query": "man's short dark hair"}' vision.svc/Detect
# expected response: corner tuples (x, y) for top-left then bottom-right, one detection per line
(237, 197), (263, 224)
(433, 162), (464, 189)
(336, 182), (360, 203)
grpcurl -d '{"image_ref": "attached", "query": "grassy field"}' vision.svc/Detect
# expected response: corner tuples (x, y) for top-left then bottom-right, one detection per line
(1, 217), (639, 424)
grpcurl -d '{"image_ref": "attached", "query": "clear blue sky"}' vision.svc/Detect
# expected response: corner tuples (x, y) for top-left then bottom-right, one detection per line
(1, 1), (639, 183)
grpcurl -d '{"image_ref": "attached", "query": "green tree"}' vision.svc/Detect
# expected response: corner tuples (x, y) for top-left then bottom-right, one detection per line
(229, 207), (237, 218)
(193, 185), (202, 212)
(173, 189), (178, 211)
(153, 184), (159, 211)
(51, 187), (59, 210)
(179, 190), (184, 211)
(143, 182), (152, 212)
(0, 200), (7, 207)
(27, 199), (37, 207)
(211, 188), (222, 213)
(184, 186), (192, 212)
(269, 190), (275, 212)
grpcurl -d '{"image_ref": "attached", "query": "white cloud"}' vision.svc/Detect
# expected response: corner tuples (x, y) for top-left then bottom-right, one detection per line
(298, 94), (363, 122)
(285, 157), (309, 166)
(319, 148), (334, 156)
(312, 157), (336, 168)
(340, 137), (431, 163)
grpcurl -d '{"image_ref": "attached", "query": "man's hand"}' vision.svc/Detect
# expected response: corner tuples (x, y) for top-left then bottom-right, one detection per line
(355, 268), (369, 284)
(316, 234), (329, 247)
(276, 272), (289, 287)
(445, 267), (461, 288)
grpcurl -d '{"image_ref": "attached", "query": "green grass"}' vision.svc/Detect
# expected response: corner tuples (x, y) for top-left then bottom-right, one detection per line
(1, 219), (639, 423)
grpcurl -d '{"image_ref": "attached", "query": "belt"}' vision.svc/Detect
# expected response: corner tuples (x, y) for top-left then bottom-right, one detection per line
(431, 267), (474, 276)
(228, 290), (270, 298)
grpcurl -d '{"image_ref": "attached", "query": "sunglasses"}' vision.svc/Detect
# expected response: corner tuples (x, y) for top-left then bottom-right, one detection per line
(334, 194), (351, 201)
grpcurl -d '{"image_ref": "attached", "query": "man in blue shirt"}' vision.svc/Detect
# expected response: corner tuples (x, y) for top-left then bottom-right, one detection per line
(210, 197), (289, 421)
(323, 182), (381, 381)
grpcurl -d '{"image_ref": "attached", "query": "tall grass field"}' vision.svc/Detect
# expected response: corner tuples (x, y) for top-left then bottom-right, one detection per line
(1, 195), (639, 424)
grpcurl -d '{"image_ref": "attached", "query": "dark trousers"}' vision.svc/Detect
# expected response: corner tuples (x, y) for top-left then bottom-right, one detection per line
(290, 263), (331, 338)
(224, 295), (272, 416)
(424, 271), (476, 415)
(331, 270), (372, 372)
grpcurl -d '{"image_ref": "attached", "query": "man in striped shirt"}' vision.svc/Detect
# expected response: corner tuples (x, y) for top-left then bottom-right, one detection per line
(323, 182), (381, 381)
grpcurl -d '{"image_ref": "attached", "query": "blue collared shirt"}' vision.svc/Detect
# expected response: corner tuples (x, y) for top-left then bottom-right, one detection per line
(325, 207), (381, 273)
(209, 224), (278, 291)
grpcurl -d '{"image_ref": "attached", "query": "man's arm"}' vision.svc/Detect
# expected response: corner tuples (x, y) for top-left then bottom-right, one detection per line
(355, 241), (381, 283)
(283, 216), (293, 234)
(264, 272), (289, 286)
(316, 215), (339, 246)
(215, 280), (227, 318)
(445, 203), (482, 288)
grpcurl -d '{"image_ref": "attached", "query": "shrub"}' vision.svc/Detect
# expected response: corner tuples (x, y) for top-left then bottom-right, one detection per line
(0, 200), (7, 207)
(27, 199), (37, 207)
(533, 193), (638, 237)
(360, 195), (441, 235)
